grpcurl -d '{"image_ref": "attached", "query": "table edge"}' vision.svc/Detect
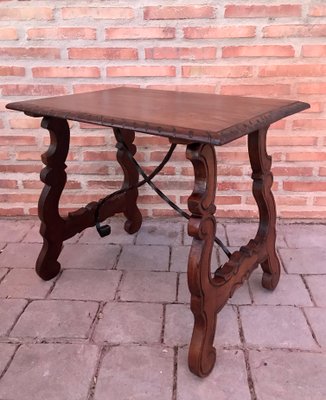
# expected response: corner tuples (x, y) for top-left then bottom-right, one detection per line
(6, 98), (310, 146)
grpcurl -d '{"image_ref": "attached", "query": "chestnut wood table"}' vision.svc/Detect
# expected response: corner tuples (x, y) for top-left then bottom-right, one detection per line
(6, 87), (309, 377)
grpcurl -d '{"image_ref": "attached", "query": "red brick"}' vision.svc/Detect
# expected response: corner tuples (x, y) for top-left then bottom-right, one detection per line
(16, 151), (75, 162)
(259, 64), (326, 77)
(216, 195), (242, 205)
(272, 167), (313, 177)
(225, 5), (301, 18)
(0, 136), (36, 146)
(70, 136), (106, 146)
(301, 45), (326, 57)
(9, 118), (41, 129)
(2, 84), (67, 96)
(263, 24), (326, 37)
(286, 152), (326, 161)
(321, 168), (326, 176)
(68, 47), (138, 60)
(293, 119), (326, 130)
(32, 66), (100, 78)
(313, 197), (326, 206)
(0, 47), (60, 59)
(0, 27), (18, 40)
(297, 83), (326, 94)
(66, 164), (109, 175)
(0, 7), (53, 20)
(183, 26), (256, 39)
(106, 27), (175, 40)
(144, 6), (215, 20)
(309, 5), (326, 17)
(0, 193), (39, 203)
(222, 45), (294, 58)
(86, 180), (121, 190)
(27, 27), (97, 40)
(107, 66), (176, 77)
(0, 66), (25, 76)
(268, 136), (317, 146)
(220, 84), (291, 96)
(0, 208), (24, 216)
(280, 210), (326, 218)
(0, 180), (18, 189)
(274, 196), (308, 206)
(146, 84), (216, 93)
(283, 182), (326, 192)
(182, 65), (252, 78)
(216, 209), (258, 219)
(83, 151), (117, 161)
(217, 182), (252, 191)
(0, 151), (10, 160)
(145, 47), (217, 60)
(62, 7), (134, 20)
(0, 165), (40, 173)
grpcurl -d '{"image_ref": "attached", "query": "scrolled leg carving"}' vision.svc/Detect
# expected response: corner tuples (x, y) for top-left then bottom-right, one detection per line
(248, 128), (281, 290)
(36, 117), (69, 280)
(114, 128), (142, 234)
(186, 142), (218, 377)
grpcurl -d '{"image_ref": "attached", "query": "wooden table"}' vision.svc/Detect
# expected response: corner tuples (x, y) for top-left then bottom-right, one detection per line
(6, 87), (309, 377)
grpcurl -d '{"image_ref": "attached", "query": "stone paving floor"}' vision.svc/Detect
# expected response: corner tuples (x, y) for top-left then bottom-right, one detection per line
(0, 217), (325, 400)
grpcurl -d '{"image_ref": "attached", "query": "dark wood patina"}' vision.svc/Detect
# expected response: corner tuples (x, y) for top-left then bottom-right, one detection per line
(6, 87), (309, 377)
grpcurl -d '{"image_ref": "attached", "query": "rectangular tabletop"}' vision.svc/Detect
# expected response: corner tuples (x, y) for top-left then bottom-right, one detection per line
(6, 87), (309, 146)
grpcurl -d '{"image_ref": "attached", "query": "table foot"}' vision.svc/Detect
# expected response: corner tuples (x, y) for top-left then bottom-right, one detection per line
(248, 128), (281, 291)
(36, 117), (70, 280)
(114, 128), (142, 234)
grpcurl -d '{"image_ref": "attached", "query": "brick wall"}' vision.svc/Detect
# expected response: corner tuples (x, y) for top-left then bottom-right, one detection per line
(0, 1), (325, 219)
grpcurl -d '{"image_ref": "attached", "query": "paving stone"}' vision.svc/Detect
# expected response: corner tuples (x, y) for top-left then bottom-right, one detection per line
(0, 343), (16, 375)
(228, 281), (252, 305)
(250, 349), (326, 400)
(305, 275), (326, 307)
(0, 343), (99, 400)
(59, 243), (120, 269)
(177, 273), (189, 303)
(119, 271), (177, 302)
(0, 299), (27, 336)
(279, 247), (326, 274)
(136, 220), (182, 245)
(79, 219), (136, 244)
(177, 348), (251, 400)
(240, 305), (317, 350)
(304, 307), (326, 348)
(171, 246), (219, 273)
(226, 222), (286, 247)
(0, 243), (40, 269)
(94, 345), (173, 400)
(164, 304), (240, 346)
(171, 245), (190, 272)
(50, 269), (121, 301)
(282, 224), (326, 248)
(183, 222), (227, 246)
(11, 300), (98, 339)
(0, 267), (8, 281)
(0, 220), (35, 243)
(117, 245), (169, 271)
(93, 302), (163, 344)
(22, 224), (80, 244)
(0, 269), (52, 299)
(250, 273), (312, 306)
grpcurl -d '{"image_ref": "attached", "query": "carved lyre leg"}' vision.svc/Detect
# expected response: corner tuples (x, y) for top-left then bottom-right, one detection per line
(248, 128), (281, 290)
(113, 128), (142, 234)
(186, 142), (218, 377)
(36, 117), (69, 281)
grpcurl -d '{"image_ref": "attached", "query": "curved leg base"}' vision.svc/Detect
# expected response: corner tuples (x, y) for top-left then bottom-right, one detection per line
(261, 256), (281, 290)
(36, 242), (62, 281)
